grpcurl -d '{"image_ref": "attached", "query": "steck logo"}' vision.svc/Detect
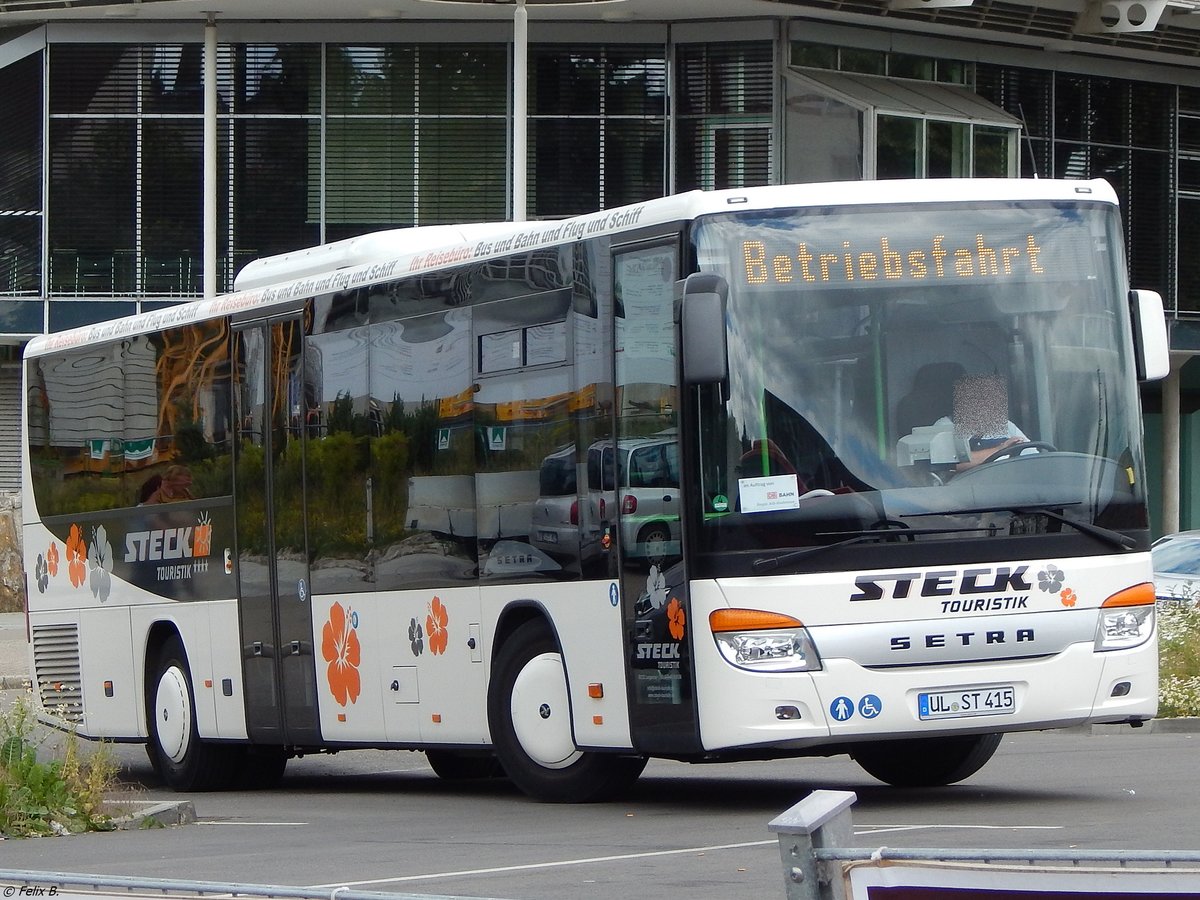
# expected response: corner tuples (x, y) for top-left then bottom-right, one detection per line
(851, 565), (1033, 602)
(124, 513), (215, 564)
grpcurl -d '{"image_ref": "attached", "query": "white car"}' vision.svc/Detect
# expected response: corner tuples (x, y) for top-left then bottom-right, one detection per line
(1152, 530), (1200, 606)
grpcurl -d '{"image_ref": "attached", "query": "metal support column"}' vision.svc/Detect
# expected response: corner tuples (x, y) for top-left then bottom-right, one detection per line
(204, 14), (218, 298)
(769, 789), (856, 900)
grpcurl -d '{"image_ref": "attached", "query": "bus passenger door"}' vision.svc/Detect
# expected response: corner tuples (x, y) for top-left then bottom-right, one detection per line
(232, 315), (321, 747)
(613, 237), (702, 756)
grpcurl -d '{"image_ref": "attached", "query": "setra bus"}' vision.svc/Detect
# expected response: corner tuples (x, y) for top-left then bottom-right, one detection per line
(22, 179), (1169, 801)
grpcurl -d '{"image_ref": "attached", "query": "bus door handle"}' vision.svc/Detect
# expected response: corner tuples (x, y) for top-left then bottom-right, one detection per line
(663, 494), (673, 502)
(287, 640), (309, 656)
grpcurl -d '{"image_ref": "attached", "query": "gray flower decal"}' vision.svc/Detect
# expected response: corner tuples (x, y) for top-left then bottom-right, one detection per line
(88, 524), (114, 602)
(409, 617), (424, 657)
(35, 554), (48, 592)
(1037, 565), (1065, 594)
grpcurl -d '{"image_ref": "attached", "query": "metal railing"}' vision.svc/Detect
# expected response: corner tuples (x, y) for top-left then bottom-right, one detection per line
(769, 790), (1200, 900)
(0, 871), (510, 900)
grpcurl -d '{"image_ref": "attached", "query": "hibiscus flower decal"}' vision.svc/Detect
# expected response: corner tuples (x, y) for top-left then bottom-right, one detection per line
(1037, 565), (1065, 594)
(667, 596), (686, 641)
(1060, 587), (1078, 607)
(35, 554), (48, 593)
(426, 596), (449, 656)
(321, 602), (361, 707)
(66, 524), (87, 588)
(46, 542), (59, 578)
(88, 525), (114, 602)
(409, 617), (424, 657)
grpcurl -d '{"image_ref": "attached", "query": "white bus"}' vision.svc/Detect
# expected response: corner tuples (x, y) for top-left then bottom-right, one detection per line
(22, 179), (1169, 801)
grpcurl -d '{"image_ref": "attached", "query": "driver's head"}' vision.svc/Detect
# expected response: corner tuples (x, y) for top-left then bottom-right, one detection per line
(953, 374), (1010, 439)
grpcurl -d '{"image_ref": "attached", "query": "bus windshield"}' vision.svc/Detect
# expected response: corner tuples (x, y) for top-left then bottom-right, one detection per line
(690, 199), (1147, 566)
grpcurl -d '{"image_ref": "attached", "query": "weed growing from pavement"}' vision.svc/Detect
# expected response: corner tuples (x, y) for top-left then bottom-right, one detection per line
(1158, 602), (1200, 717)
(0, 691), (119, 836)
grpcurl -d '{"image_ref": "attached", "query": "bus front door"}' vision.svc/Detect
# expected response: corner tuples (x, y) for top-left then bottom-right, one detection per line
(232, 316), (321, 747)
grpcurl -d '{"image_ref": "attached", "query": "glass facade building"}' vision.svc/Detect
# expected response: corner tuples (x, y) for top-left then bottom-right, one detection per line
(0, 9), (1199, 530)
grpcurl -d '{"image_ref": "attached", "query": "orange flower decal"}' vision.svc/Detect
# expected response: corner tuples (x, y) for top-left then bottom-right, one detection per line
(667, 596), (686, 640)
(321, 602), (361, 707)
(66, 524), (87, 588)
(1060, 588), (1077, 607)
(427, 596), (449, 656)
(46, 542), (59, 578)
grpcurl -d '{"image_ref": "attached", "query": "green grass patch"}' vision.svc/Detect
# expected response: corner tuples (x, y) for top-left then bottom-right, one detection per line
(1158, 603), (1200, 718)
(0, 693), (119, 837)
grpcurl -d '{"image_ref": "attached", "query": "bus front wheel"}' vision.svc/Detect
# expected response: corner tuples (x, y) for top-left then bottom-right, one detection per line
(487, 621), (646, 802)
(850, 732), (1002, 787)
(146, 635), (238, 791)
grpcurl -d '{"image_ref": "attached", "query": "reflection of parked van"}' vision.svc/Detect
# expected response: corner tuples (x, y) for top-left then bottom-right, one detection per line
(616, 436), (680, 560)
(531, 435), (681, 564)
(530, 444), (609, 564)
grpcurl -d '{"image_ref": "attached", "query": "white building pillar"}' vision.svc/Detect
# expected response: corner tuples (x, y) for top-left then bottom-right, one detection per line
(204, 14), (218, 299)
(513, 0), (527, 222)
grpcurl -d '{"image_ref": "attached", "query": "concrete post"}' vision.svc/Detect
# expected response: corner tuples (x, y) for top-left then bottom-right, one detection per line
(768, 790), (857, 900)
(1162, 354), (1187, 536)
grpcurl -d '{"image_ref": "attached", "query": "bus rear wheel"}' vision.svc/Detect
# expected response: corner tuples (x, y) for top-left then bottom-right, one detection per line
(850, 732), (1002, 787)
(146, 635), (239, 791)
(487, 621), (646, 802)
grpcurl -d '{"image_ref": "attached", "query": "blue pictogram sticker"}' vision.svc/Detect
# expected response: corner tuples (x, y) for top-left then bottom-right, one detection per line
(858, 694), (882, 718)
(830, 696), (855, 722)
(609, 583), (620, 607)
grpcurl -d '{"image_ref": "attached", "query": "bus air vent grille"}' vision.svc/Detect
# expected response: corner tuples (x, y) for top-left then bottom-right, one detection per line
(31, 623), (83, 725)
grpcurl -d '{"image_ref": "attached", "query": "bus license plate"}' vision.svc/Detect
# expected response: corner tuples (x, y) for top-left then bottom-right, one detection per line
(918, 685), (1015, 720)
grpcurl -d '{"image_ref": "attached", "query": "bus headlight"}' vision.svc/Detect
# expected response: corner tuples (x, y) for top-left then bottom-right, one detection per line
(1094, 583), (1156, 652)
(710, 608), (821, 673)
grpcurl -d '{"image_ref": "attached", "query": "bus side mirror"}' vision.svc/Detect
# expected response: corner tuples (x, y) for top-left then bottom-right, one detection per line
(679, 273), (729, 388)
(1130, 289), (1170, 382)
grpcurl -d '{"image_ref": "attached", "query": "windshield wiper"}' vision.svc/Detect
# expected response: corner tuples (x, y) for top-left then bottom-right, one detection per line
(751, 525), (993, 573)
(904, 503), (1136, 551)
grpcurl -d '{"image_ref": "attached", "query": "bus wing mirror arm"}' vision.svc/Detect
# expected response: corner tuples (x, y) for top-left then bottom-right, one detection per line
(1129, 289), (1170, 382)
(679, 273), (729, 394)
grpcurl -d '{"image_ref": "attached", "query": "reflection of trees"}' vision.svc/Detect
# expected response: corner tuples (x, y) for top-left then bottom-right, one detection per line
(156, 321), (230, 452)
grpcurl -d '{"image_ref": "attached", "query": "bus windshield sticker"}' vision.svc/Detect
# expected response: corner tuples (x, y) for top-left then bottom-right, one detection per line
(738, 474), (801, 514)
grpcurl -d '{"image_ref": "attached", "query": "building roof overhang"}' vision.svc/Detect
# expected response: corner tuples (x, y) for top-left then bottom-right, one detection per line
(2, 0), (1200, 67)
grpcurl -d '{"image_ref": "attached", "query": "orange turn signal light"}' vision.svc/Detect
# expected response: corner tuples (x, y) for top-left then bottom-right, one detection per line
(1102, 582), (1156, 608)
(709, 608), (803, 633)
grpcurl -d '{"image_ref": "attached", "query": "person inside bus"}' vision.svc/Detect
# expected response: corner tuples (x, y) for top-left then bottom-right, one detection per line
(135, 474), (162, 506)
(937, 373), (1027, 471)
(142, 464), (194, 504)
(897, 367), (1026, 472)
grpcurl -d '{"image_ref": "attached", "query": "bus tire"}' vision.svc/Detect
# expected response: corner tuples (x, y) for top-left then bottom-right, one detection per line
(425, 749), (504, 780)
(146, 635), (238, 791)
(487, 621), (647, 802)
(236, 746), (289, 789)
(850, 732), (1002, 787)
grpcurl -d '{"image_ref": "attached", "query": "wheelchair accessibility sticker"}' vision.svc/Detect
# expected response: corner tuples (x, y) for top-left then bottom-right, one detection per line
(830, 694), (883, 721)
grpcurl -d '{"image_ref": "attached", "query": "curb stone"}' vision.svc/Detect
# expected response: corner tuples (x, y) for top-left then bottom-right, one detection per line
(107, 799), (197, 830)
